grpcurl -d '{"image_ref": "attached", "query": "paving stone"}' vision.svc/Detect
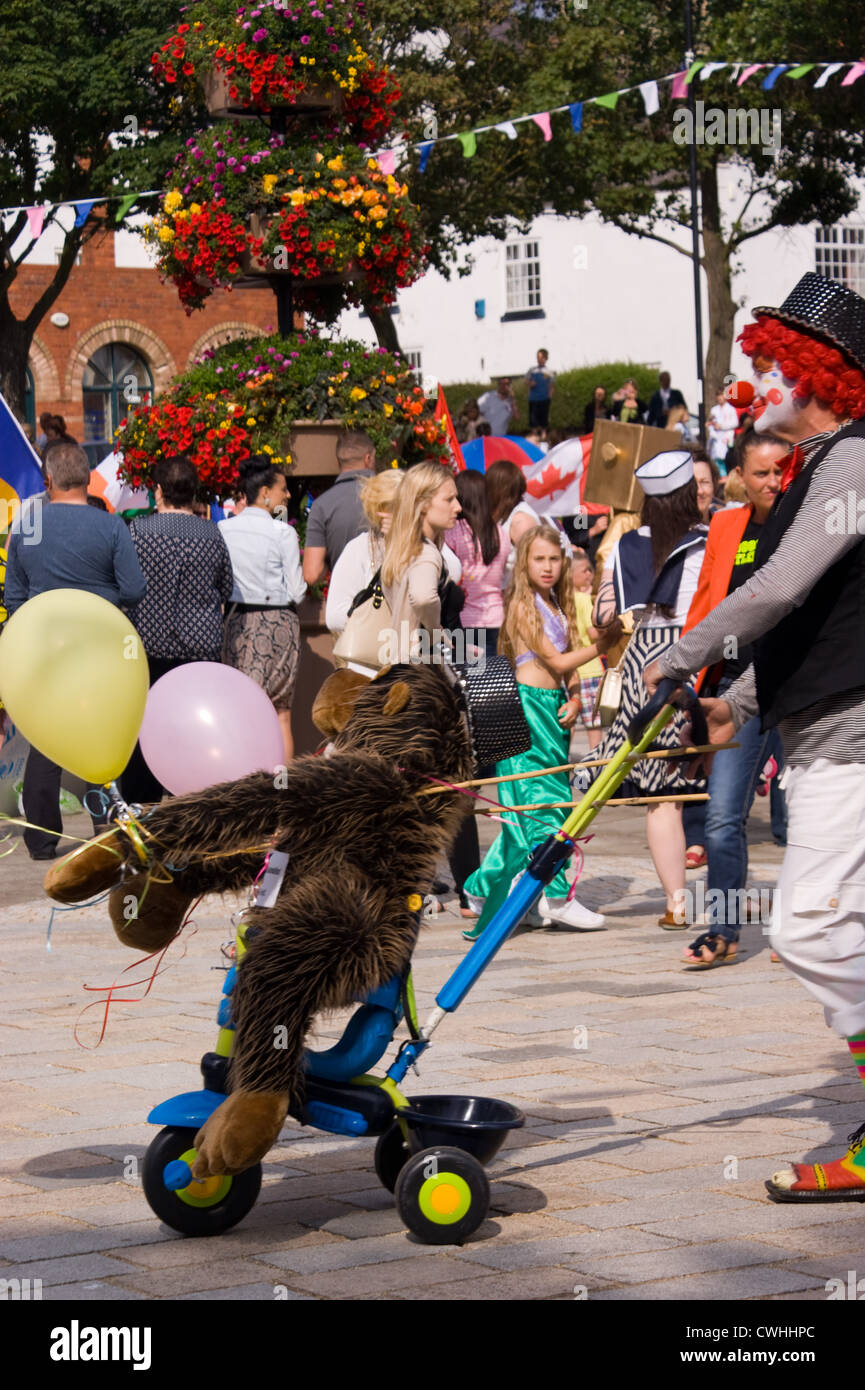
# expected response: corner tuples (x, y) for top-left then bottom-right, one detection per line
(282, 1255), (481, 1298)
(175, 1283), (316, 1301)
(3, 1252), (137, 1284)
(588, 1265), (827, 1300)
(43, 1281), (149, 1301)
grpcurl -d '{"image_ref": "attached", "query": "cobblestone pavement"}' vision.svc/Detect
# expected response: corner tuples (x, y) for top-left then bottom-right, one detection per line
(2, 767), (863, 1303)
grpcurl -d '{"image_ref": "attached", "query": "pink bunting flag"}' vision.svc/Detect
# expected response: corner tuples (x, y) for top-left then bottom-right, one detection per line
(737, 64), (766, 87)
(532, 112), (552, 141)
(842, 62), (865, 86)
(671, 71), (688, 99)
(376, 149), (397, 176)
(26, 206), (45, 239)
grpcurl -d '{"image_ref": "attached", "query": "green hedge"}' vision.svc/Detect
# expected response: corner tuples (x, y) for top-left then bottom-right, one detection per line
(441, 361), (662, 433)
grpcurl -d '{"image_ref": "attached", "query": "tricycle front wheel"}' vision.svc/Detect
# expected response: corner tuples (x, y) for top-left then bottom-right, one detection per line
(141, 1125), (262, 1237)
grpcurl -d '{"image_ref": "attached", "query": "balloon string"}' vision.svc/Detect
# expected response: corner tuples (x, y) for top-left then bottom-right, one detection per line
(73, 897), (202, 1050)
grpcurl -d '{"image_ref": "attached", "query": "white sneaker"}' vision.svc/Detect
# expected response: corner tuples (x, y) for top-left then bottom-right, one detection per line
(538, 892), (606, 930)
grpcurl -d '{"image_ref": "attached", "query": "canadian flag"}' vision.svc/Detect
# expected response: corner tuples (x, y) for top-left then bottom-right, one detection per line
(523, 435), (606, 517)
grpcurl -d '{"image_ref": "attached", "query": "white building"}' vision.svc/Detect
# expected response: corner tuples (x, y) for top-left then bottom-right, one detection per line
(337, 164), (865, 409)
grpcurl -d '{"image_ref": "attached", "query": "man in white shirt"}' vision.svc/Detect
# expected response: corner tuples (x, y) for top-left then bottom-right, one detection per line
(477, 378), (516, 437)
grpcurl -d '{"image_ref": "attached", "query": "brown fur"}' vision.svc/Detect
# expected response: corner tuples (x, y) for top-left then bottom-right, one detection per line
(47, 664), (475, 1176)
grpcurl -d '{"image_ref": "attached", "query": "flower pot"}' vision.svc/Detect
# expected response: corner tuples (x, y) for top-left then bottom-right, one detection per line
(238, 211), (360, 285)
(203, 67), (344, 119)
(285, 420), (346, 475)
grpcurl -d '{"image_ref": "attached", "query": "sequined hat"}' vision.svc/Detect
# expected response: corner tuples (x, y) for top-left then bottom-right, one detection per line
(752, 272), (865, 375)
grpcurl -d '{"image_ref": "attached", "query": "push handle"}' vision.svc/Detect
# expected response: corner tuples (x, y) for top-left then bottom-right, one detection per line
(627, 679), (708, 749)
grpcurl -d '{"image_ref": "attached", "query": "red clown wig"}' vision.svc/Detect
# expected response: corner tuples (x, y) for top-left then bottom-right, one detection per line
(739, 316), (865, 420)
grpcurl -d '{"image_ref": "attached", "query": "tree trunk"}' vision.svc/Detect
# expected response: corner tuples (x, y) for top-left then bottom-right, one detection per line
(0, 309), (35, 421)
(700, 161), (737, 405)
(361, 292), (403, 354)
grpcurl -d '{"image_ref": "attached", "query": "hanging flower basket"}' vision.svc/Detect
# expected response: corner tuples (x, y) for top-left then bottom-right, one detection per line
(202, 67), (343, 119)
(115, 332), (448, 499)
(146, 126), (425, 317)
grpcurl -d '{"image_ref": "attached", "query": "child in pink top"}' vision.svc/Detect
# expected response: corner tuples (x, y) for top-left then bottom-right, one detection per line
(446, 471), (511, 658)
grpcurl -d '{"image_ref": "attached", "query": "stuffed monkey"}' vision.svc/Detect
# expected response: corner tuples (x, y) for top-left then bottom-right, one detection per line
(46, 664), (476, 1178)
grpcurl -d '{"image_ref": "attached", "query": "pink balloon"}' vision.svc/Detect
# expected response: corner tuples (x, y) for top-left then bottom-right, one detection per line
(140, 663), (285, 795)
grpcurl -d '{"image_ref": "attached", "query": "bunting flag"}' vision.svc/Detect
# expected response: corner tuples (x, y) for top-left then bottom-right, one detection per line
(496, 121), (518, 139)
(737, 63), (767, 86)
(685, 61), (703, 84)
(698, 62), (727, 79)
(762, 65), (789, 89)
(73, 200), (96, 229)
(639, 81), (659, 115)
(26, 206), (45, 239)
(671, 70), (689, 99)
(594, 91), (619, 110)
(457, 131), (477, 158)
(569, 102), (583, 133)
(814, 63), (844, 87)
(532, 112), (552, 141)
(418, 141), (433, 172)
(376, 149), (396, 176)
(434, 386), (465, 474)
(786, 64), (815, 79)
(842, 62), (865, 86)
(115, 192), (139, 223)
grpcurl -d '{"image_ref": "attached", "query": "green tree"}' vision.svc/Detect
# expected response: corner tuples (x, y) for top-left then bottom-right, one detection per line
(369, 0), (865, 403)
(0, 0), (204, 419)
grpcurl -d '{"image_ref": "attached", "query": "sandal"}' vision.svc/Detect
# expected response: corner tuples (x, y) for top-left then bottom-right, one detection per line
(766, 1121), (865, 1202)
(682, 931), (739, 969)
(685, 847), (707, 869)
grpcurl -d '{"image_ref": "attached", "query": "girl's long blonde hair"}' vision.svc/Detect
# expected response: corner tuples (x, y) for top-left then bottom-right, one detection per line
(381, 461), (453, 588)
(500, 523), (580, 662)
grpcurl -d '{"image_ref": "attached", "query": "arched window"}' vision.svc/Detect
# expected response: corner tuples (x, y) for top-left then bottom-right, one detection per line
(82, 344), (153, 464)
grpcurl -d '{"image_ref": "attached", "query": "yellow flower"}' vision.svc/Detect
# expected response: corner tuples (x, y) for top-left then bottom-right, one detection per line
(263, 445), (273, 455)
(189, 202), (202, 216)
(262, 174), (278, 194)
(369, 205), (387, 221)
(333, 177), (347, 189)
(327, 156), (344, 172)
(314, 152), (323, 164)
(361, 189), (379, 205)
(349, 387), (367, 401)
(246, 417), (257, 426)
(157, 225), (175, 243)
(383, 403), (393, 416)
(290, 190), (307, 206)
(205, 392), (216, 400)
(164, 189), (183, 213)
(385, 374), (395, 384)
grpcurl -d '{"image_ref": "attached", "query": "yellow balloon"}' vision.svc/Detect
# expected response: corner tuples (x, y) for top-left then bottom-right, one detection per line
(0, 589), (149, 782)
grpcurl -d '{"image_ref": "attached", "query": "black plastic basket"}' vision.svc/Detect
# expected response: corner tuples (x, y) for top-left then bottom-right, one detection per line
(401, 1095), (525, 1165)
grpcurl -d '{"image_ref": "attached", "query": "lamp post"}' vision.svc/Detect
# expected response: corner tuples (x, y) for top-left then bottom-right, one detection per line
(684, 0), (706, 437)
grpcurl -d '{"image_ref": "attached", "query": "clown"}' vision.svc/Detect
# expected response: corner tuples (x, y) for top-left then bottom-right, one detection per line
(645, 272), (865, 1202)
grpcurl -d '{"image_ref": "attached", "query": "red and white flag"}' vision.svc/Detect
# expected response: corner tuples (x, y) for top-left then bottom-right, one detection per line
(434, 385), (465, 473)
(521, 435), (595, 517)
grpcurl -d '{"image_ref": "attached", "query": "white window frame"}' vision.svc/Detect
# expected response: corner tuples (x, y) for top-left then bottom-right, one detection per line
(505, 238), (542, 312)
(815, 223), (865, 297)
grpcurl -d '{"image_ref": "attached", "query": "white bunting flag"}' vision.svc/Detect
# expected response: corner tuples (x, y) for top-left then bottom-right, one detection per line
(814, 63), (844, 88)
(639, 81), (659, 115)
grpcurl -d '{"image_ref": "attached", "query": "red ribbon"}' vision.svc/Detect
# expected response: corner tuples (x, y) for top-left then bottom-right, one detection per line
(780, 445), (804, 491)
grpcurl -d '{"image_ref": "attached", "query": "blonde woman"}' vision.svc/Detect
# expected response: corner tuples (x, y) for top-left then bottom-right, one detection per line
(325, 470), (404, 634)
(380, 462), (461, 663)
(463, 524), (622, 938)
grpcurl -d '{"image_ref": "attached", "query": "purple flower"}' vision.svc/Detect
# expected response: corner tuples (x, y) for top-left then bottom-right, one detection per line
(300, 33), (310, 43)
(216, 367), (223, 374)
(253, 27), (268, 40)
(227, 157), (238, 167)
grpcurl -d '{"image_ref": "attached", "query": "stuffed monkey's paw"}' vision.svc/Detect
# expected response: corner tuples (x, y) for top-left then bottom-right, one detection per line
(192, 1091), (289, 1177)
(108, 872), (193, 953)
(44, 831), (127, 904)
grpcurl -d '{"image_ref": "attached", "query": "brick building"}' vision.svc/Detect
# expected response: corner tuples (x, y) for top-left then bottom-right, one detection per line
(11, 216), (287, 463)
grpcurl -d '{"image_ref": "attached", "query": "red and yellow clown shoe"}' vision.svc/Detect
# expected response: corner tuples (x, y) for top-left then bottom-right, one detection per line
(766, 1122), (865, 1202)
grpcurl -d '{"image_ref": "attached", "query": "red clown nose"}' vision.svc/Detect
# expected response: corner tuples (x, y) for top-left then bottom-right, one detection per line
(724, 380), (755, 407)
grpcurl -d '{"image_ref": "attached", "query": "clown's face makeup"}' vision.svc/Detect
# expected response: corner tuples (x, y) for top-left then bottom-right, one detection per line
(752, 361), (801, 437)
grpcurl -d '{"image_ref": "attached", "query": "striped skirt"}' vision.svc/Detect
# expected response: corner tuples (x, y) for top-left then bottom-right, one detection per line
(581, 623), (705, 797)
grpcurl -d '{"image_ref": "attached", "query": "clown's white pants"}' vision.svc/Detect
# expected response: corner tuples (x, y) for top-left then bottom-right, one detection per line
(769, 758), (865, 1038)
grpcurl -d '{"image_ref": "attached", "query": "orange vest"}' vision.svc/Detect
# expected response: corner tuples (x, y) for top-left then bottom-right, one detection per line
(682, 505), (753, 691)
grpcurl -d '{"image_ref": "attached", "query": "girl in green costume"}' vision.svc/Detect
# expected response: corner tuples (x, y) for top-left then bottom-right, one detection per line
(462, 524), (621, 938)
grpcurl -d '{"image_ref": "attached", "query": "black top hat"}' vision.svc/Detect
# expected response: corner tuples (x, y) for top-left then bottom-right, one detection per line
(752, 272), (865, 375)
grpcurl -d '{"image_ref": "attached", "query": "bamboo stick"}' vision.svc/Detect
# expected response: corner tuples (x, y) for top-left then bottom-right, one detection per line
(476, 793), (710, 814)
(419, 743), (738, 795)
